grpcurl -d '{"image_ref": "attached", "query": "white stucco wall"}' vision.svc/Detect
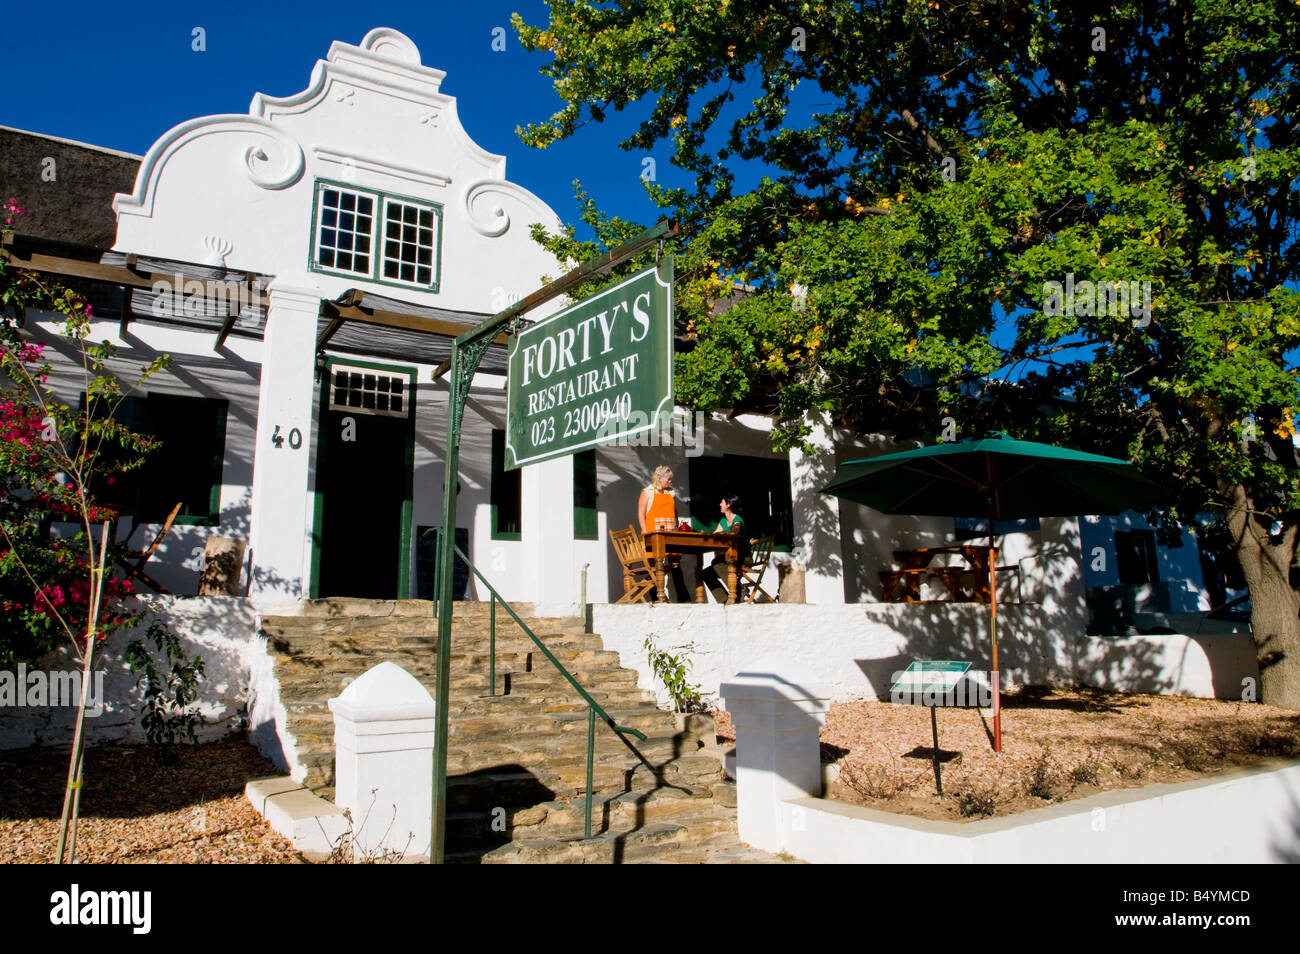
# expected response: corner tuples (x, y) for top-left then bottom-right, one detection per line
(28, 316), (262, 597)
(0, 596), (255, 749)
(777, 762), (1300, 863)
(591, 602), (1259, 706)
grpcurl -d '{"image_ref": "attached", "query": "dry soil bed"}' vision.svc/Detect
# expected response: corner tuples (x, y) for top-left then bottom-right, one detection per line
(715, 687), (1300, 822)
(0, 738), (301, 863)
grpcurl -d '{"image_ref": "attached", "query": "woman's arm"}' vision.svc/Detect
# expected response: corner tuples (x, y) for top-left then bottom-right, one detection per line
(637, 488), (648, 533)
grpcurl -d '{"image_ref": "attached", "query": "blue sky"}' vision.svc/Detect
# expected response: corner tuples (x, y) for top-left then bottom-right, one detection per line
(3, 1), (677, 237)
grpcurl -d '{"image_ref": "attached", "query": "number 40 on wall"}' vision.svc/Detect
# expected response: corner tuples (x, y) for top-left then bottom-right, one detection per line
(272, 424), (303, 449)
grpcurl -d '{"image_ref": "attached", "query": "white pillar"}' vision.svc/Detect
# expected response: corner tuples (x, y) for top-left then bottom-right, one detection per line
(789, 413), (845, 603)
(249, 277), (320, 606)
(521, 454), (575, 615)
(720, 655), (830, 853)
(329, 662), (436, 862)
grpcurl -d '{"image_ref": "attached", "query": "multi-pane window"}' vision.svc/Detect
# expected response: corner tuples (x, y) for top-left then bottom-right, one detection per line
(382, 199), (437, 286)
(315, 186), (374, 277)
(312, 181), (441, 291)
(328, 364), (408, 418)
(89, 393), (228, 526)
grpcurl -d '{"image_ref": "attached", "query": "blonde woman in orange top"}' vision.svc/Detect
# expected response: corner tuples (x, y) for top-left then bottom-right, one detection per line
(637, 465), (687, 600)
(638, 465), (678, 534)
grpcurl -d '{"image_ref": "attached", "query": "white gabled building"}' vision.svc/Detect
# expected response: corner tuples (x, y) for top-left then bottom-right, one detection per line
(3, 28), (816, 614)
(2, 27), (1252, 730)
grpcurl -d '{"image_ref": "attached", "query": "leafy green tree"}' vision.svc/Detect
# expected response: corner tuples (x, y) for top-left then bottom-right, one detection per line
(514, 2), (1300, 707)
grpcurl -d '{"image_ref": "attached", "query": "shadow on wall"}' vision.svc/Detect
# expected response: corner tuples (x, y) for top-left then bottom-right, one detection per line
(29, 322), (259, 597)
(792, 434), (844, 595)
(0, 593), (259, 751)
(1274, 777), (1300, 863)
(720, 669), (825, 801)
(849, 515), (1175, 699)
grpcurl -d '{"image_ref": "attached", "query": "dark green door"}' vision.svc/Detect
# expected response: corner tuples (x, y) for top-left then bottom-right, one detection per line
(315, 362), (415, 598)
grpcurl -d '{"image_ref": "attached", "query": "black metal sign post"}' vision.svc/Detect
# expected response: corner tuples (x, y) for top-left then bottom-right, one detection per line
(931, 704), (943, 796)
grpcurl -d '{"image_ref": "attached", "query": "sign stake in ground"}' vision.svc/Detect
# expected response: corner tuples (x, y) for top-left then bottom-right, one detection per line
(890, 660), (972, 796)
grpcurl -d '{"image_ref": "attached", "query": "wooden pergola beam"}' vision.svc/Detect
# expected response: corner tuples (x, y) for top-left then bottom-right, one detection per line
(0, 246), (270, 307)
(320, 300), (509, 347)
(3, 246), (511, 356)
(316, 316), (345, 351)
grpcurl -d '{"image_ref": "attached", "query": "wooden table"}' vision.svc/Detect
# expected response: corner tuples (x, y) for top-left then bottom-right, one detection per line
(880, 545), (1000, 602)
(644, 530), (742, 604)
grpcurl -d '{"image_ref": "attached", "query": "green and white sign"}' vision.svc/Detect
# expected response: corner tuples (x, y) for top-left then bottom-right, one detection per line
(505, 260), (673, 469)
(890, 660), (971, 697)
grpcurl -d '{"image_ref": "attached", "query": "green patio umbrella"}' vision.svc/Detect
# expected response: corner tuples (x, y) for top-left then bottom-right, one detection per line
(821, 430), (1165, 752)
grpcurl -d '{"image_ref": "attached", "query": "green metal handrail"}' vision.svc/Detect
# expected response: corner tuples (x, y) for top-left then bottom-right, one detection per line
(440, 542), (647, 840)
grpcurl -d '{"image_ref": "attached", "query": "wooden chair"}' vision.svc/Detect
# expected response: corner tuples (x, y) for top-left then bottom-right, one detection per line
(609, 525), (656, 604)
(115, 501), (183, 594)
(740, 536), (776, 604)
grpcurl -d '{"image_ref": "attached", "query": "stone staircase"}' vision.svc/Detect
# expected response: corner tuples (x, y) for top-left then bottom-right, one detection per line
(259, 599), (783, 864)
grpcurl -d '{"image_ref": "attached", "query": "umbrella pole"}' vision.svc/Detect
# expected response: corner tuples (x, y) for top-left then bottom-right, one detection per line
(990, 545), (1001, 753)
(987, 473), (1001, 754)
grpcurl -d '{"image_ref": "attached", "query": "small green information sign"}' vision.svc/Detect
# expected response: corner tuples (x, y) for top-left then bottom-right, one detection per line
(505, 260), (673, 470)
(889, 660), (971, 698)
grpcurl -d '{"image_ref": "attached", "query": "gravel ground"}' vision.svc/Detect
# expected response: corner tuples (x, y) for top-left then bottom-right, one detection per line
(8, 688), (1298, 860)
(0, 739), (301, 863)
(715, 687), (1300, 822)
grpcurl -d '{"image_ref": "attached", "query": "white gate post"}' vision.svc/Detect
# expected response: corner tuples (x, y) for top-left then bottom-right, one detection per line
(329, 662), (436, 861)
(720, 654), (830, 854)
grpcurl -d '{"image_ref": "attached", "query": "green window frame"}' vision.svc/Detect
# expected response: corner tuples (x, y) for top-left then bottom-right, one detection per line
(89, 392), (228, 526)
(490, 429), (522, 540)
(573, 449), (598, 540)
(308, 179), (444, 293)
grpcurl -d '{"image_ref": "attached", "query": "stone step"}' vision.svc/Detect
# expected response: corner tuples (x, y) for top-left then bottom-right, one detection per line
(274, 599), (543, 619)
(447, 708), (674, 740)
(263, 611), (577, 636)
(279, 682), (658, 721)
(270, 647), (626, 677)
(259, 600), (742, 862)
(273, 671), (644, 700)
(292, 707), (671, 750)
(446, 788), (731, 847)
(263, 629), (590, 649)
(444, 734), (688, 775)
(462, 815), (741, 864)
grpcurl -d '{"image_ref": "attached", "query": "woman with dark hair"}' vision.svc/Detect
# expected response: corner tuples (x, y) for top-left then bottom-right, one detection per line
(699, 493), (747, 601)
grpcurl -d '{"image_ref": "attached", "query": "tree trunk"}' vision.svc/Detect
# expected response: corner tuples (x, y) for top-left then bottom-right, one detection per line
(1229, 485), (1300, 710)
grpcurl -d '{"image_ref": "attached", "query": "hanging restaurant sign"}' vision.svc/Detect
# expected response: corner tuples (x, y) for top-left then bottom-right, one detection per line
(504, 259), (673, 470)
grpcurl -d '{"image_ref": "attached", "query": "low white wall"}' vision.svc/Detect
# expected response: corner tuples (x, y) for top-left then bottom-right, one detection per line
(245, 623), (298, 778)
(779, 761), (1300, 863)
(591, 603), (1259, 705)
(0, 596), (255, 749)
